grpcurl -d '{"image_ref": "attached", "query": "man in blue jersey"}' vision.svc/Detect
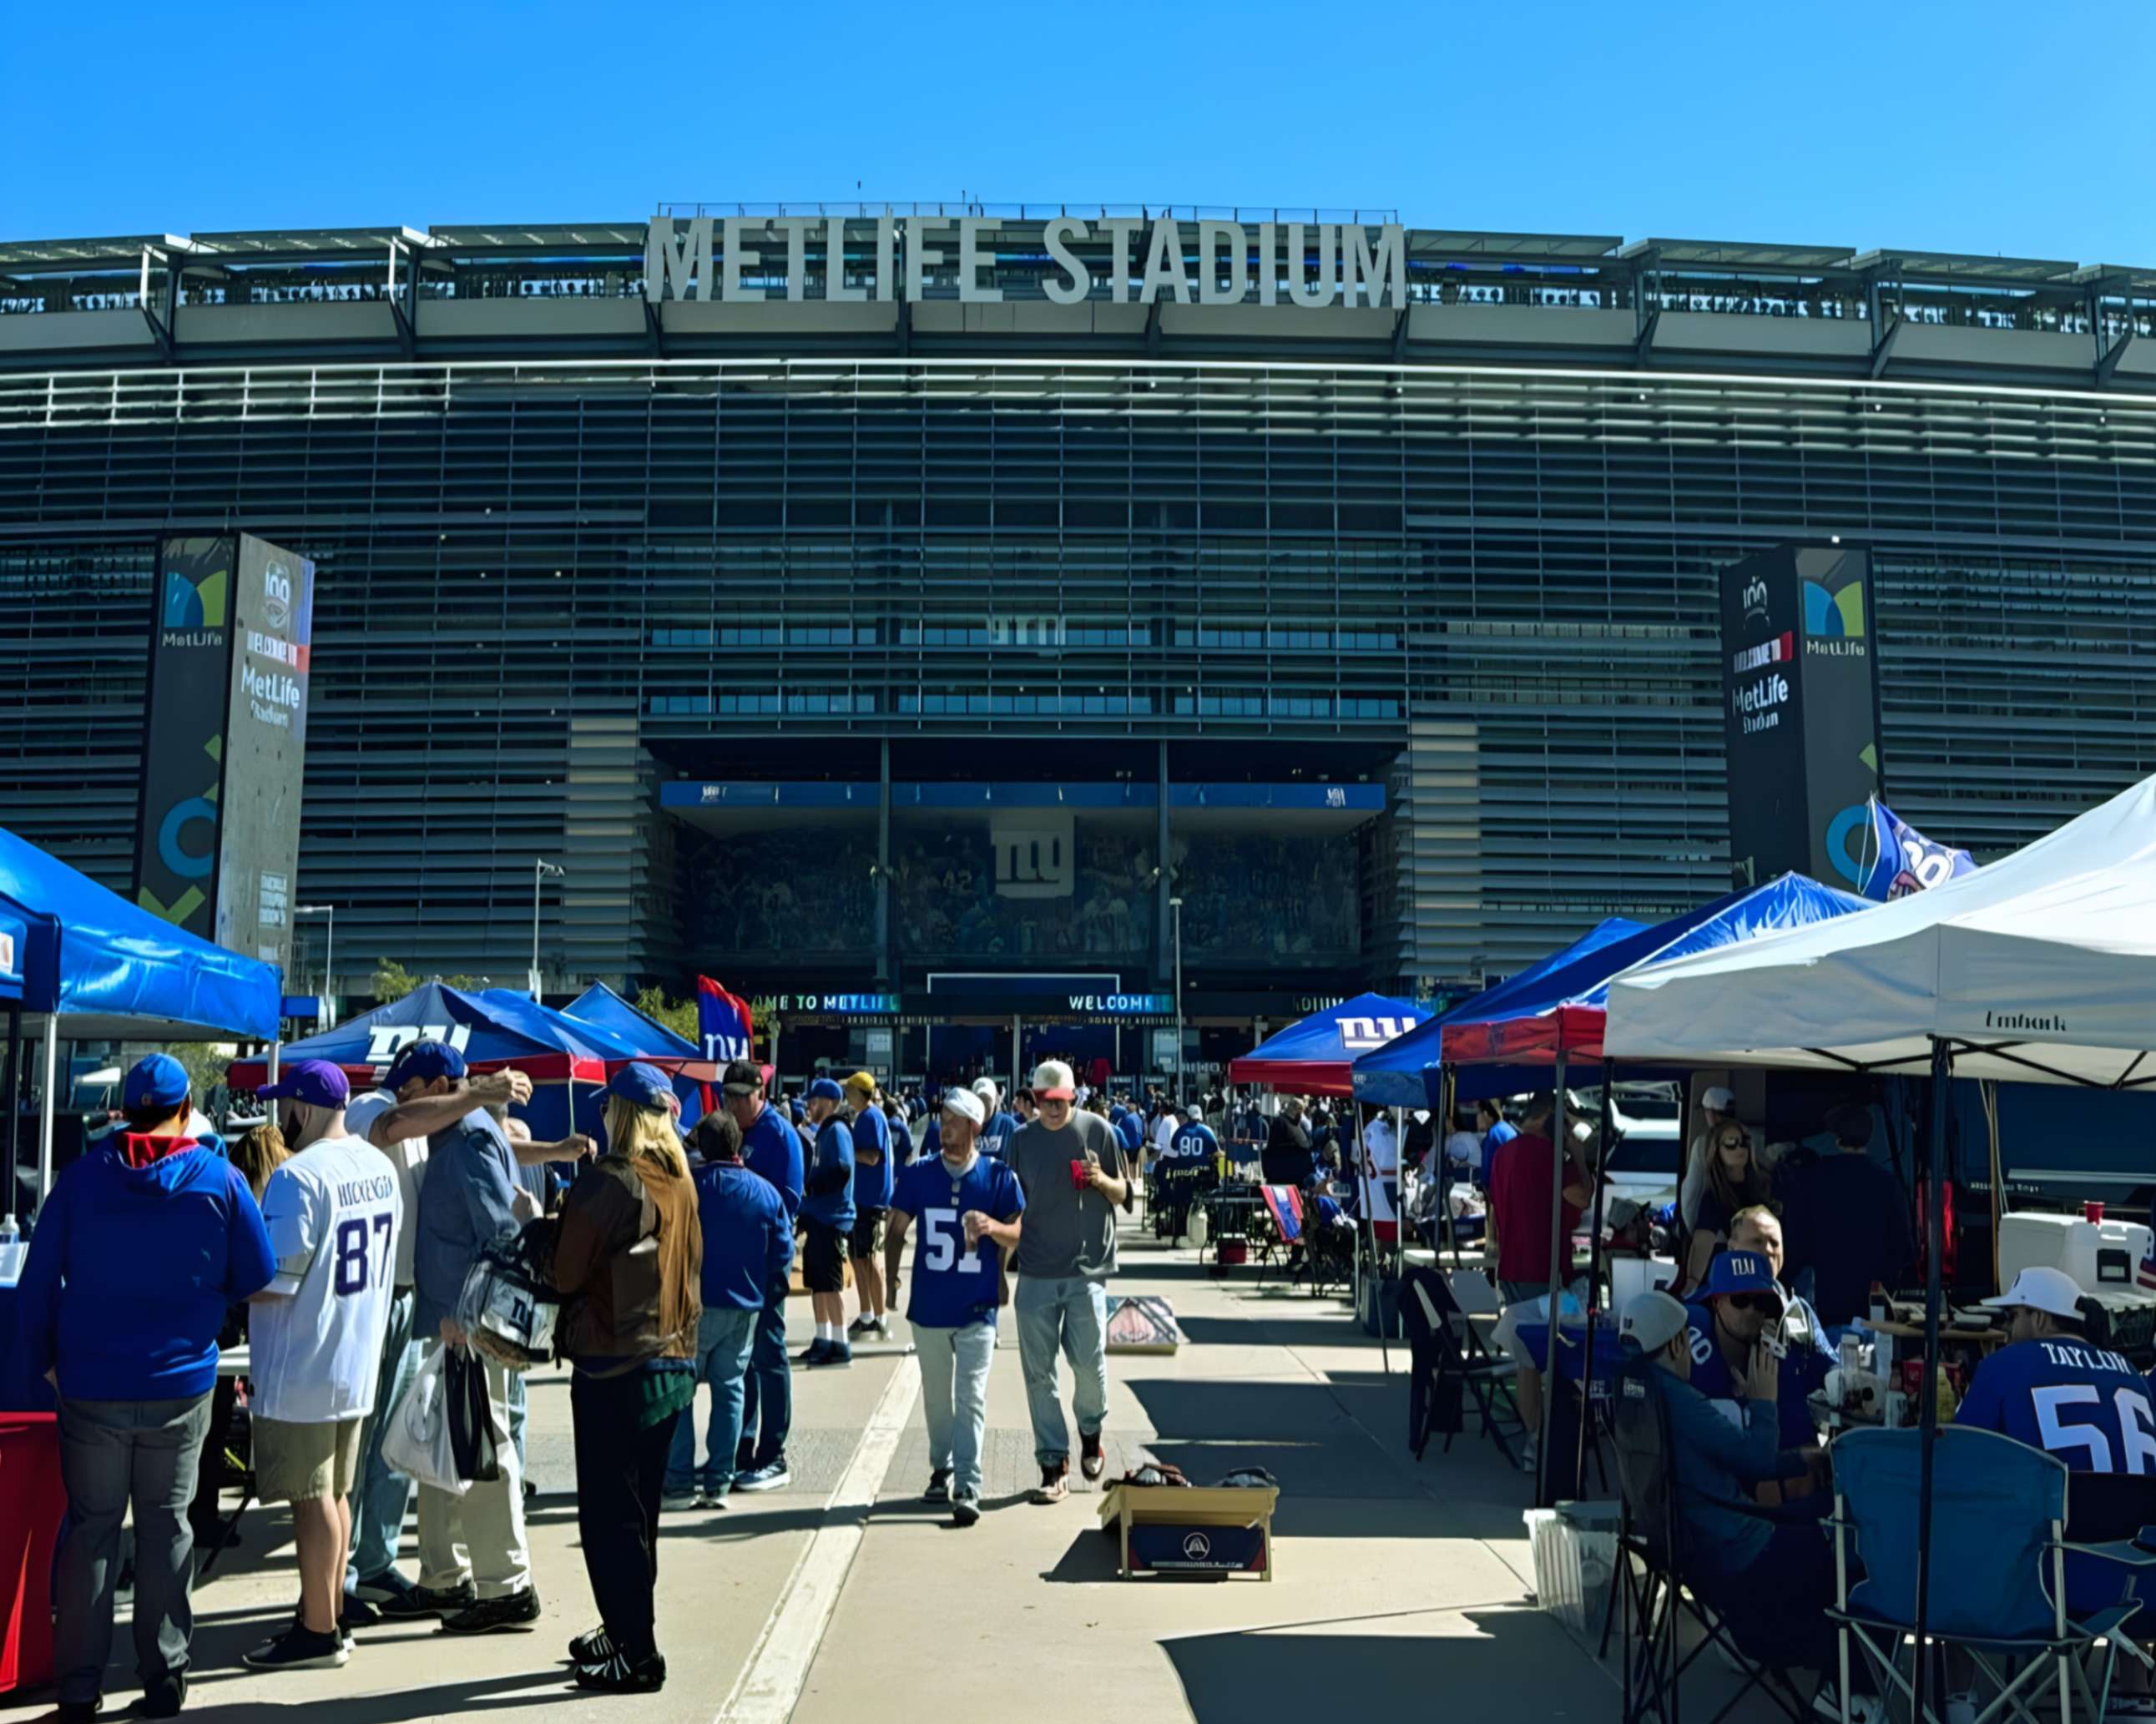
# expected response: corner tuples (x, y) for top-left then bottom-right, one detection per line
(796, 1079), (856, 1368)
(717, 1061), (804, 1493)
(844, 1072), (895, 1343)
(1683, 1247), (1835, 1461)
(1169, 1105), (1219, 1163)
(973, 1078), (1018, 1158)
(1113, 1096), (1146, 1162)
(885, 1087), (1026, 1527)
(884, 1096), (914, 1167)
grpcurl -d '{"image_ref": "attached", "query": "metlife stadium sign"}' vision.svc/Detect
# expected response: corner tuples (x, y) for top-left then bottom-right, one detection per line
(644, 214), (1409, 310)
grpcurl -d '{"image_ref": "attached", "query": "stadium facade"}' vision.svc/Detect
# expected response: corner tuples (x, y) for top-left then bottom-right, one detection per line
(2, 207), (2153, 1072)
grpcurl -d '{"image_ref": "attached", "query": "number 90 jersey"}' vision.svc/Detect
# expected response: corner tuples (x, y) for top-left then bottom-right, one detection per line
(891, 1155), (1026, 1331)
(1953, 1336), (2156, 1475)
(250, 1132), (405, 1424)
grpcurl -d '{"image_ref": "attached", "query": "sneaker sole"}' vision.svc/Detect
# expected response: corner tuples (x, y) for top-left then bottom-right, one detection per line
(245, 1647), (350, 1671)
(441, 1615), (541, 1636)
(733, 1477), (789, 1493)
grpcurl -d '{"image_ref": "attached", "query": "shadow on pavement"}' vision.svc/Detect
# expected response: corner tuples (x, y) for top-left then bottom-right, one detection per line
(144, 1667), (573, 1723)
(1174, 1313), (1383, 1351)
(1161, 1609), (1617, 1724)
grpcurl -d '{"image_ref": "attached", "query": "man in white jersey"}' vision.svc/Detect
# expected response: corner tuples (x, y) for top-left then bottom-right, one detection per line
(243, 1061), (403, 1673)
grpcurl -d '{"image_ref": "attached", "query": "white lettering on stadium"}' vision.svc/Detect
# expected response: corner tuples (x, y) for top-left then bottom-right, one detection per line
(644, 216), (1408, 311)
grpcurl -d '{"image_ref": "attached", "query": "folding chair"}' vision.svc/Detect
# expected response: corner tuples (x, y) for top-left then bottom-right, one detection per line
(1255, 1184), (1304, 1283)
(1829, 1425), (2156, 1724)
(1402, 1264), (1525, 1466)
(1607, 1363), (1821, 1724)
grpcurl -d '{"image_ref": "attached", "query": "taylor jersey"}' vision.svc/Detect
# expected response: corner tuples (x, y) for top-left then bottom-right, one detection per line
(891, 1155), (1026, 1330)
(1954, 1336), (2156, 1475)
(250, 1133), (403, 1423)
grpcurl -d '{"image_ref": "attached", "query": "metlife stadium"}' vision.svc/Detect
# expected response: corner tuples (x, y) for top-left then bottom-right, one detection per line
(1, 206), (2153, 1069)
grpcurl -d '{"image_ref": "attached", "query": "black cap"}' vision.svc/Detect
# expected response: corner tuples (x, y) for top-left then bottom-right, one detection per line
(721, 1059), (762, 1096)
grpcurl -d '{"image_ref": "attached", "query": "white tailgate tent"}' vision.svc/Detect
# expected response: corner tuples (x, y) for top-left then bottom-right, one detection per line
(1604, 772), (2156, 1089)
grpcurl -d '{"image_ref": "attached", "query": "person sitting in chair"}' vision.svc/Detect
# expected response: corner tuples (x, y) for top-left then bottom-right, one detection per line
(1684, 1247), (1835, 1466)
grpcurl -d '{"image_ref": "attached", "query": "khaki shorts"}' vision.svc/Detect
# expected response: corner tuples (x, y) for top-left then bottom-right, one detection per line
(254, 1414), (365, 1504)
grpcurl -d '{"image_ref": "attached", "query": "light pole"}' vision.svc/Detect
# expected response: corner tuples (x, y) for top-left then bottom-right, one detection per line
(532, 859), (565, 998)
(295, 905), (335, 1025)
(1168, 895), (1184, 1099)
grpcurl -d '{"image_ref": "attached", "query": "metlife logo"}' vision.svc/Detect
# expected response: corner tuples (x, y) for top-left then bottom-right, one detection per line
(1731, 670), (1791, 734)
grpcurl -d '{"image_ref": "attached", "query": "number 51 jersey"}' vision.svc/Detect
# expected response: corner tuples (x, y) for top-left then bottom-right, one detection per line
(1954, 1335), (2156, 1475)
(250, 1132), (405, 1423)
(891, 1155), (1026, 1331)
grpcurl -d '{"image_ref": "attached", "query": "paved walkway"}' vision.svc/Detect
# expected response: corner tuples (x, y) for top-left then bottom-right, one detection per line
(4, 1220), (1779, 1724)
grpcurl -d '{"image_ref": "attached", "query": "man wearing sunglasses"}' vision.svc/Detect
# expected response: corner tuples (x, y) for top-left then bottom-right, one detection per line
(1684, 1249), (1834, 1463)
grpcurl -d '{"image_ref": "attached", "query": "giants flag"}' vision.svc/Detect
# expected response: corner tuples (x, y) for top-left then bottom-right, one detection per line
(1859, 798), (1977, 903)
(697, 975), (755, 1064)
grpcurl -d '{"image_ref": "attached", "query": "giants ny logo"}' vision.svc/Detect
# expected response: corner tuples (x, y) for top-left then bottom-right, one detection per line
(991, 815), (1074, 899)
(363, 1024), (474, 1069)
(1337, 1016), (1414, 1050)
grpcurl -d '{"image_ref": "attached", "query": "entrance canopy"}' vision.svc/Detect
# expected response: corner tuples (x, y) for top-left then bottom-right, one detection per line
(1604, 774), (2156, 1089)
(1444, 875), (1870, 1068)
(0, 825), (281, 1040)
(1227, 991), (1427, 1097)
(1349, 917), (1647, 1108)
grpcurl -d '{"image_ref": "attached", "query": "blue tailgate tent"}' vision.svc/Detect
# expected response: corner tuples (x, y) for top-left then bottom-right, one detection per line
(1349, 917), (1647, 1108)
(565, 983), (698, 1058)
(1226, 991), (1429, 1096)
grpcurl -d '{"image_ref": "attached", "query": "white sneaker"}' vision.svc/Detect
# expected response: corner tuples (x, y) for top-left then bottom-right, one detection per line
(1945, 1696), (1977, 1724)
(1813, 1688), (1885, 1724)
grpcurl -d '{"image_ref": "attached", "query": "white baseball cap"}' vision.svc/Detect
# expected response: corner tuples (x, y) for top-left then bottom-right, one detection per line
(941, 1087), (985, 1127)
(1983, 1265), (2085, 1321)
(1701, 1086), (1736, 1112)
(972, 1077), (1001, 1106)
(1620, 1290), (1690, 1356)
(1032, 1059), (1076, 1101)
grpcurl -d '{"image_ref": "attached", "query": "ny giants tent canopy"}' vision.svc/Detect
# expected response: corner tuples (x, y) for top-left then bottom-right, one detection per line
(1348, 917), (1648, 1109)
(1603, 773), (2156, 1090)
(565, 982), (699, 1059)
(1227, 991), (1428, 1097)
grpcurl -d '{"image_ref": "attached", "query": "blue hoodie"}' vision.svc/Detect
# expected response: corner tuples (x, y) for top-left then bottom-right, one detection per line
(694, 1161), (794, 1310)
(18, 1132), (277, 1401)
(801, 1113), (856, 1232)
(740, 1104), (805, 1218)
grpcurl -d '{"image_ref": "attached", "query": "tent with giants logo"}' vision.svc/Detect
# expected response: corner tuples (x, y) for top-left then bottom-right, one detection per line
(1226, 992), (1428, 1097)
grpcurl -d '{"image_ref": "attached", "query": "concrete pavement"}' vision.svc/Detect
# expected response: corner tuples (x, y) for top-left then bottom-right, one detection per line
(5, 1217), (1763, 1724)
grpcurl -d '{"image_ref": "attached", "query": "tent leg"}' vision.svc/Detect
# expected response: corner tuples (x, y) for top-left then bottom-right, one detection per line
(2, 1005), (19, 1227)
(1537, 1049), (1569, 1510)
(1354, 1110), (1387, 1374)
(1912, 1036), (1952, 1724)
(1575, 1077), (1617, 1501)
(266, 1039), (281, 1086)
(37, 1024), (58, 1211)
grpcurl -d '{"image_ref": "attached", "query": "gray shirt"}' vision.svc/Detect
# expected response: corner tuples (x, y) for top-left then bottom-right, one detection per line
(1007, 1111), (1129, 1283)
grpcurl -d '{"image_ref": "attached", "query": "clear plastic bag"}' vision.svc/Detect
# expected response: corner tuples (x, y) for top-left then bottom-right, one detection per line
(456, 1217), (561, 1373)
(381, 1343), (469, 1497)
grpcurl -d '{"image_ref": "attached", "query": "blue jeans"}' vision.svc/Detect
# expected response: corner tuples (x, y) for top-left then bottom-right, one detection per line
(915, 1322), (997, 1499)
(665, 1305), (760, 1494)
(738, 1271), (791, 1468)
(346, 1289), (418, 1588)
(1014, 1276), (1108, 1467)
(54, 1392), (213, 1705)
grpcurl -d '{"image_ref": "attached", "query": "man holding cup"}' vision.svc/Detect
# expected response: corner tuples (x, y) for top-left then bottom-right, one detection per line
(884, 1088), (1025, 1526)
(1003, 1060), (1132, 1503)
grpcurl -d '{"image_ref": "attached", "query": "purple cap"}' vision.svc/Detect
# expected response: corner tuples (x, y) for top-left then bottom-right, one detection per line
(256, 1058), (351, 1109)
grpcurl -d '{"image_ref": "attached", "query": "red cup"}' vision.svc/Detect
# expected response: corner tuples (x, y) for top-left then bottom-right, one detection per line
(1070, 1159), (1089, 1191)
(2085, 1201), (2106, 1223)
(1901, 1359), (1925, 1398)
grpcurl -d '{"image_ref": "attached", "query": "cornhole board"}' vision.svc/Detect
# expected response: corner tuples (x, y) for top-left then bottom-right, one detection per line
(1104, 1294), (1181, 1355)
(1098, 1482), (1277, 1580)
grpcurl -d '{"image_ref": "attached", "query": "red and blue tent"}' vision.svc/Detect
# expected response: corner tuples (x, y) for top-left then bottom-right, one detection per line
(1226, 991), (1429, 1097)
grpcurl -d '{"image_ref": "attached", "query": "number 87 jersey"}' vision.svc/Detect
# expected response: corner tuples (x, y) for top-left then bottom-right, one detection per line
(891, 1155), (1026, 1331)
(1953, 1336), (2156, 1476)
(250, 1133), (406, 1424)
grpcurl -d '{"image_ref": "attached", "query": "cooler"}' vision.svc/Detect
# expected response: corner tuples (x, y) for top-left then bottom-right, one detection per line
(1997, 1212), (2153, 1296)
(0, 1412), (62, 1693)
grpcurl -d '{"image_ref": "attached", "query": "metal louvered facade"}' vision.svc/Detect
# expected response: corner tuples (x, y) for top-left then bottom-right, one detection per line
(3, 217), (2154, 999)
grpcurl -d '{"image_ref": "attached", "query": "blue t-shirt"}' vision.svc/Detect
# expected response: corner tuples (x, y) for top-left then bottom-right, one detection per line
(979, 1110), (1018, 1158)
(921, 1115), (942, 1161)
(889, 1112), (915, 1166)
(1956, 1336), (2156, 1473)
(891, 1154), (1026, 1330)
(1682, 1295), (1834, 1451)
(1115, 1111), (1146, 1155)
(740, 1106), (805, 1218)
(801, 1117), (856, 1231)
(1482, 1118), (1520, 1183)
(851, 1106), (894, 1211)
(1170, 1120), (1220, 1160)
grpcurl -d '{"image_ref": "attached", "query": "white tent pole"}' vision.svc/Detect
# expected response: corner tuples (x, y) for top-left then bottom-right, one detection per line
(37, 1023), (58, 1207)
(1353, 1106), (1388, 1373)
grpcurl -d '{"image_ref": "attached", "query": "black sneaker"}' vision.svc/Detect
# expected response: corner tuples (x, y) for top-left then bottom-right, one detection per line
(377, 1580), (474, 1619)
(1030, 1463), (1069, 1504)
(795, 1341), (830, 1365)
(734, 1460), (790, 1493)
(1080, 1431), (1105, 1481)
(573, 1649), (666, 1693)
(952, 1494), (981, 1528)
(245, 1625), (348, 1671)
(56, 1699), (100, 1724)
(846, 1315), (876, 1338)
(138, 1672), (185, 1719)
(735, 1442), (757, 1474)
(340, 1594), (382, 1631)
(568, 1625), (613, 1665)
(351, 1570), (420, 1606)
(923, 1468), (952, 1505)
(440, 1589), (542, 1635)
(811, 1342), (852, 1368)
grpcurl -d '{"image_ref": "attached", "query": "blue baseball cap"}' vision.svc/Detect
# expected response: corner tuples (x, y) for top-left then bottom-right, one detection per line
(607, 1061), (675, 1110)
(123, 1052), (189, 1111)
(257, 1058), (351, 1109)
(806, 1076), (845, 1104)
(384, 1038), (467, 1089)
(1703, 1249), (1783, 1304)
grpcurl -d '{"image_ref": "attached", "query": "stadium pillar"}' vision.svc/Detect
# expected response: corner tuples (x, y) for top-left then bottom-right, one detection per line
(1155, 742), (1171, 986)
(876, 740), (892, 985)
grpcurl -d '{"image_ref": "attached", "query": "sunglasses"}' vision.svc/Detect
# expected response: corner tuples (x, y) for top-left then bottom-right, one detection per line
(1725, 1293), (1780, 1313)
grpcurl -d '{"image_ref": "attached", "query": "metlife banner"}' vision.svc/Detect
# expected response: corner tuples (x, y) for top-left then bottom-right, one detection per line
(136, 532), (313, 973)
(1719, 544), (1881, 890)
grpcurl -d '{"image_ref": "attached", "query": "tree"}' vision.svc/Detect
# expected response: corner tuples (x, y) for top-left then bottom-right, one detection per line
(372, 959), (419, 1003)
(162, 1041), (237, 1098)
(634, 985), (699, 1046)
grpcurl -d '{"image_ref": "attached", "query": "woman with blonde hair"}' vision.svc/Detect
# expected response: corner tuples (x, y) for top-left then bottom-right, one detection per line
(229, 1120), (290, 1199)
(1680, 1117), (1775, 1293)
(552, 1063), (701, 1693)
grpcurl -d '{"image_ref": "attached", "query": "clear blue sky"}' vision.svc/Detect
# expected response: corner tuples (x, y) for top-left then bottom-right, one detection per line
(4, 0), (2151, 265)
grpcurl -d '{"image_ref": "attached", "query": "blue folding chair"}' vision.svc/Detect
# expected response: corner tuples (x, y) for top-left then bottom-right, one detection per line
(1829, 1425), (2156, 1724)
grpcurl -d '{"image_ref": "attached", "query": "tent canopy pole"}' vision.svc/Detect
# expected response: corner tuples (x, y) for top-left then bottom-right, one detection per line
(1537, 1048), (1569, 1509)
(37, 1022), (58, 1209)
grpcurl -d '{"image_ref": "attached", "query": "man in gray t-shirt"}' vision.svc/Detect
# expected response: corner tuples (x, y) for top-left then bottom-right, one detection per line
(991, 1061), (1132, 1502)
